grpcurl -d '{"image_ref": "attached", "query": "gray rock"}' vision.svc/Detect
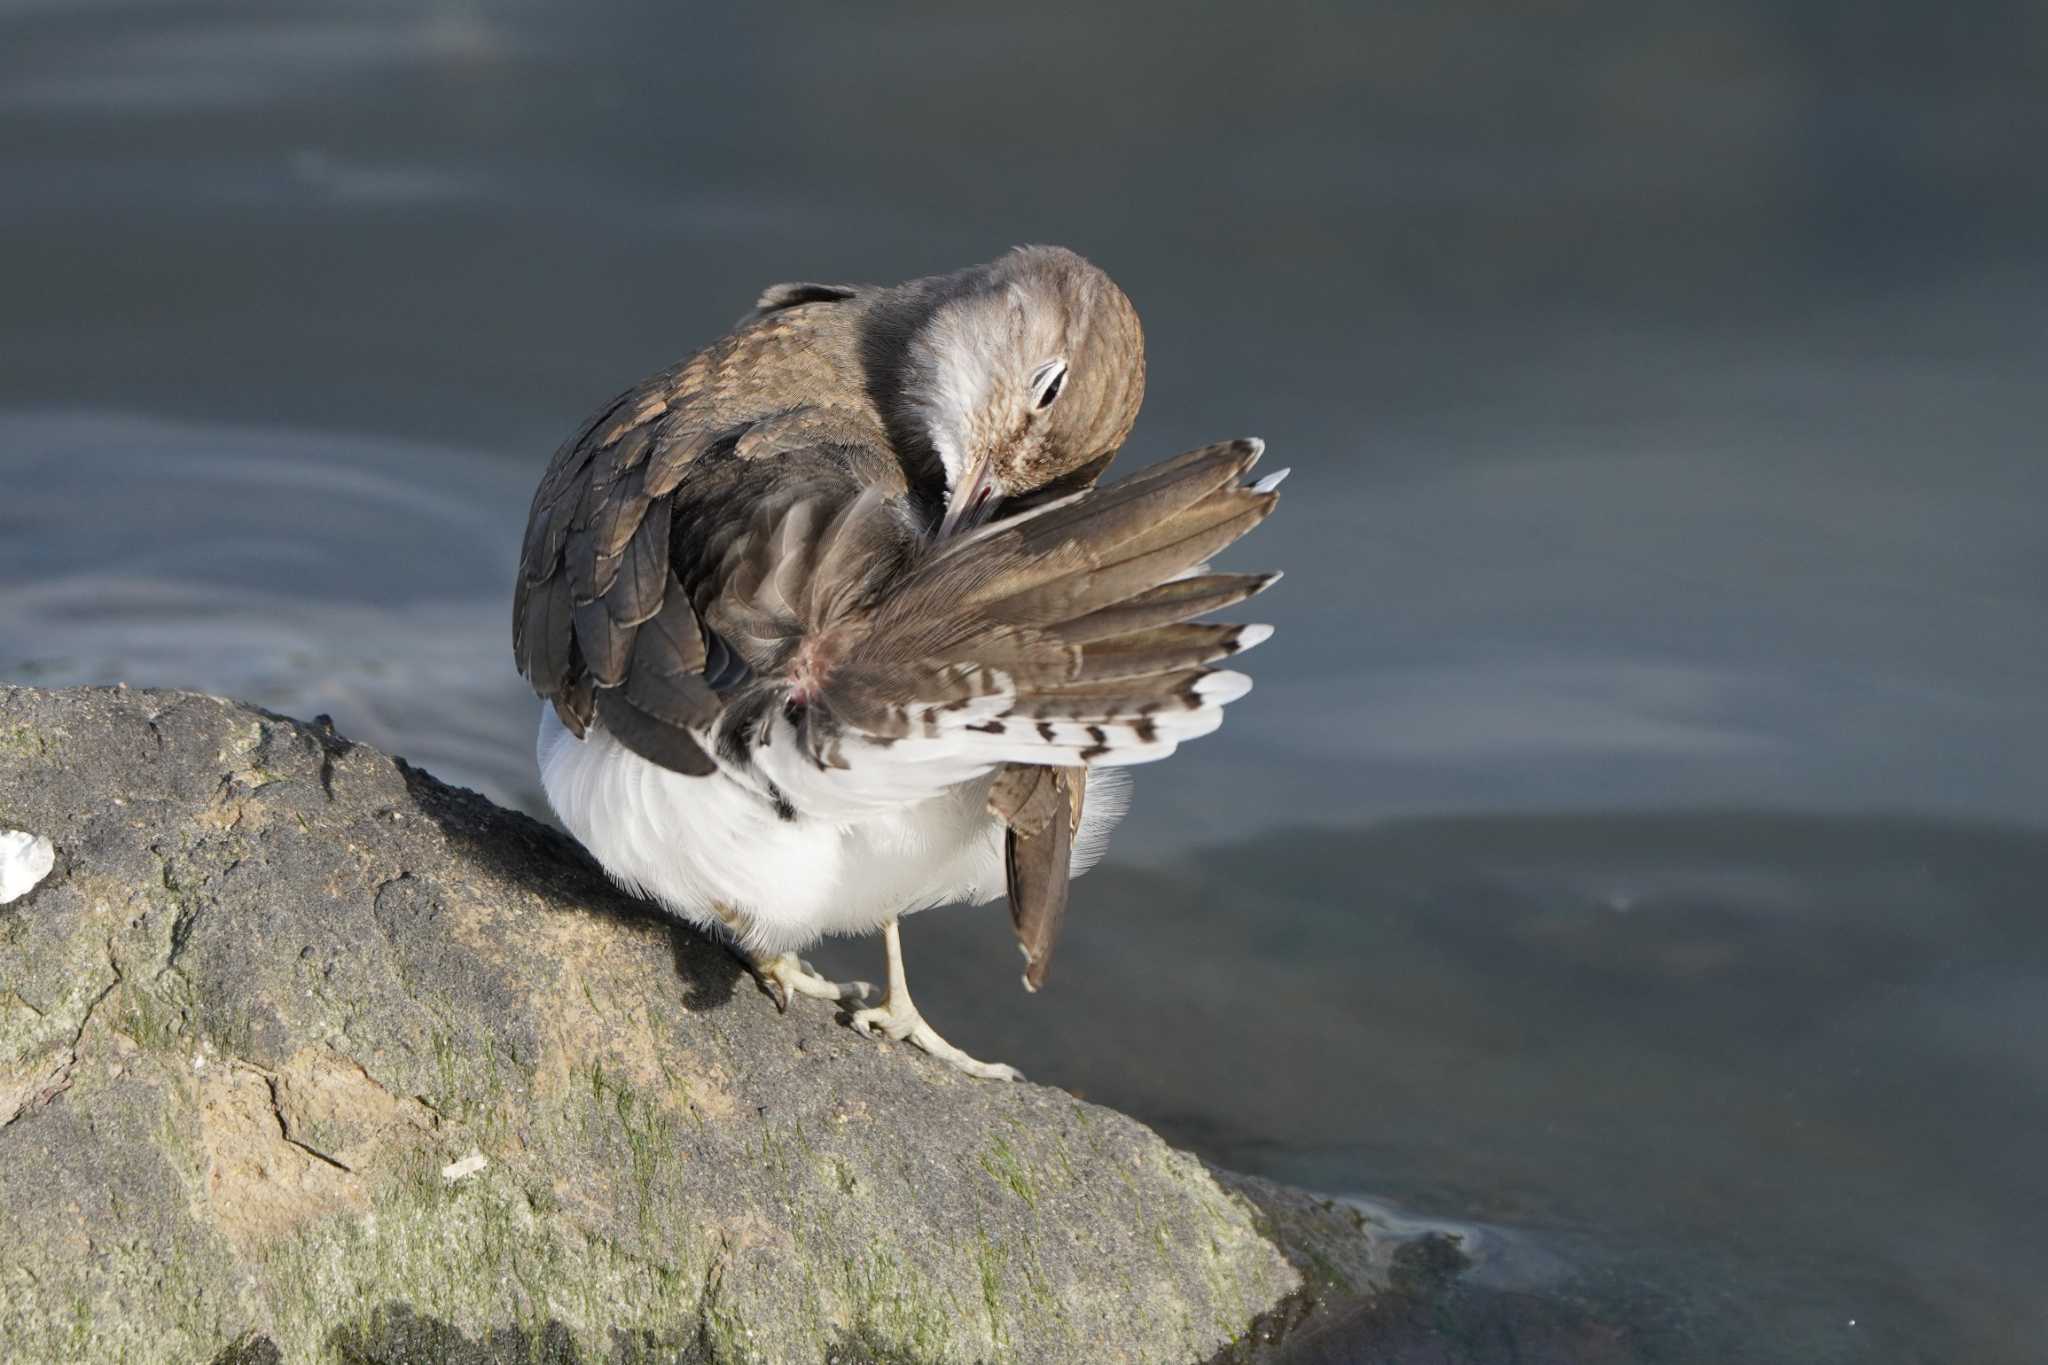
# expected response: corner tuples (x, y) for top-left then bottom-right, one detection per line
(0, 686), (1391, 1363)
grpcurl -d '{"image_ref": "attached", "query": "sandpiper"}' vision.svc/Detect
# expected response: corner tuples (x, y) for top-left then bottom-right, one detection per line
(515, 246), (1283, 1079)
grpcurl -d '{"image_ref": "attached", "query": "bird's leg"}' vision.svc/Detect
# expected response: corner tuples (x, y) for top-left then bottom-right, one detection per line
(714, 902), (871, 1011)
(850, 919), (1023, 1082)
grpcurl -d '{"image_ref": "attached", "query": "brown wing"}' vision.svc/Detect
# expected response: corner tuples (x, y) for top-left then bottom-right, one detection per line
(513, 293), (883, 777)
(515, 365), (717, 774)
(992, 764), (1087, 991)
(977, 431), (1120, 975)
(983, 436), (1123, 990)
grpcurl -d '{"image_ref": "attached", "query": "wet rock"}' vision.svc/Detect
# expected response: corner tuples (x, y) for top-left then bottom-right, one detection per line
(0, 686), (1392, 1363)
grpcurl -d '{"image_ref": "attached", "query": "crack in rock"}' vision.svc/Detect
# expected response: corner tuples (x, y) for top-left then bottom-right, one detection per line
(0, 947), (119, 1128)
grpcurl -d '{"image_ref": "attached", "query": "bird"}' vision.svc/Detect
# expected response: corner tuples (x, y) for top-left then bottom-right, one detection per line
(514, 245), (1283, 1080)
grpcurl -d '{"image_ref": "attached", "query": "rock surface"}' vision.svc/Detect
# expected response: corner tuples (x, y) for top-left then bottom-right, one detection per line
(0, 687), (1391, 1363)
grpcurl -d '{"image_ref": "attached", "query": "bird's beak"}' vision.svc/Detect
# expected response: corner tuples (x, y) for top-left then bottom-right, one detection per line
(937, 447), (1003, 539)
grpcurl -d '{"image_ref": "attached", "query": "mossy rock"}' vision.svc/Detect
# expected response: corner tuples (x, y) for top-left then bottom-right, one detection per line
(0, 687), (1396, 1363)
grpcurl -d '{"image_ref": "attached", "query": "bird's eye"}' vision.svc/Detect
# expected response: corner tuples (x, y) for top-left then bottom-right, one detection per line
(1031, 359), (1067, 410)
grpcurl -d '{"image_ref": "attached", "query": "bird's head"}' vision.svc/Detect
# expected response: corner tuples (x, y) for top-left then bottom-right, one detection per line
(898, 246), (1145, 538)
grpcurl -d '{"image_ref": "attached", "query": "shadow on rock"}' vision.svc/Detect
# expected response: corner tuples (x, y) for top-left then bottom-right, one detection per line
(395, 754), (742, 1012)
(325, 1301), (900, 1365)
(208, 1333), (283, 1365)
(327, 1304), (583, 1364)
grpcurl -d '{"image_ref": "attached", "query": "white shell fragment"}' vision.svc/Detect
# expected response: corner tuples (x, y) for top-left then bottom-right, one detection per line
(440, 1151), (489, 1183)
(0, 830), (55, 905)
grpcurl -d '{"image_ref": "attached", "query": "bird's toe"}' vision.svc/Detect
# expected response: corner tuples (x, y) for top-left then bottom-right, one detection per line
(849, 1001), (918, 1042)
(903, 1018), (1024, 1082)
(850, 1004), (1026, 1082)
(751, 951), (871, 1011)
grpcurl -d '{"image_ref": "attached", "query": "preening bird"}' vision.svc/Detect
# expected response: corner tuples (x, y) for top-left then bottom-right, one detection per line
(515, 246), (1283, 1079)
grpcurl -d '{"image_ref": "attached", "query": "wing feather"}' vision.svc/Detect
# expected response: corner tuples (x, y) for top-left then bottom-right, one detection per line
(1002, 765), (1079, 992)
(800, 439), (1280, 770)
(514, 325), (907, 780)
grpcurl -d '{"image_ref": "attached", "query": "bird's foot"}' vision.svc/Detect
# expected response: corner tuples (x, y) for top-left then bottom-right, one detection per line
(749, 952), (871, 1013)
(849, 996), (1023, 1082)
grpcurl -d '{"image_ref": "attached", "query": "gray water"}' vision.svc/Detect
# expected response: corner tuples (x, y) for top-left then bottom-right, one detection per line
(3, 3), (2045, 1360)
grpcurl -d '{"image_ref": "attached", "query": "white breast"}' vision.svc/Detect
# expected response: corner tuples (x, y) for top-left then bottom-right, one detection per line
(536, 705), (1128, 956)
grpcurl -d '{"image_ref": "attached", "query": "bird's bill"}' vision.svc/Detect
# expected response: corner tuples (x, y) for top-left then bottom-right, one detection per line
(937, 449), (1004, 539)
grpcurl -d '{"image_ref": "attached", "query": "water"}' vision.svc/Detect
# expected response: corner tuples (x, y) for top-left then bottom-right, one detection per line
(3, 4), (2045, 1360)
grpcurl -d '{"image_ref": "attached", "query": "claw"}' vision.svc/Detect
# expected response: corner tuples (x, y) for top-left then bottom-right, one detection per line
(749, 951), (871, 1012)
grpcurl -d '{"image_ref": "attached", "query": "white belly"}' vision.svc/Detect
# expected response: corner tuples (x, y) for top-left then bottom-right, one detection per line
(537, 706), (1013, 954)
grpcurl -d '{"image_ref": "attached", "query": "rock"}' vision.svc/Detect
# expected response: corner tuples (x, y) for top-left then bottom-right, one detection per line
(0, 687), (1389, 1363)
